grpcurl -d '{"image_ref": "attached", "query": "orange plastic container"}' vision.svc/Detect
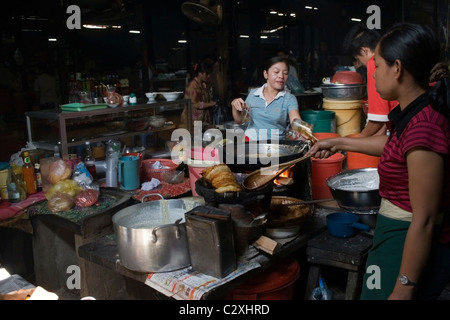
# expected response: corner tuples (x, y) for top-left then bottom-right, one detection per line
(345, 134), (380, 170)
(312, 152), (345, 199)
(313, 132), (340, 141)
(227, 258), (300, 300)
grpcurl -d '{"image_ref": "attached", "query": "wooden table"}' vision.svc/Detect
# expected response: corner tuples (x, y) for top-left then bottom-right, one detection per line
(28, 188), (132, 294)
(77, 207), (332, 300)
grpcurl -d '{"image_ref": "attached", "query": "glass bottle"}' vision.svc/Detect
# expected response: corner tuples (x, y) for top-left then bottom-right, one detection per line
(84, 141), (97, 180)
(23, 151), (37, 195)
(9, 167), (26, 202)
(34, 156), (43, 192)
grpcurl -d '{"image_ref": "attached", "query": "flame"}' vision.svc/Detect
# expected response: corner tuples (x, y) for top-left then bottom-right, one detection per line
(274, 167), (294, 186)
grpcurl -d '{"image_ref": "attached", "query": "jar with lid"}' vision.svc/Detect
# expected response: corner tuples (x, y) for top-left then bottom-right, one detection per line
(129, 93), (137, 105)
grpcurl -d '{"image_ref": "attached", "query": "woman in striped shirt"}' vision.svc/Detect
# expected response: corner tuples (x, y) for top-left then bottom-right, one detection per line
(306, 23), (450, 300)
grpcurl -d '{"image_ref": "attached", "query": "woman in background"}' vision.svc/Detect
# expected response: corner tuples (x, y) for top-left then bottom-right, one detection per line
(179, 61), (216, 129)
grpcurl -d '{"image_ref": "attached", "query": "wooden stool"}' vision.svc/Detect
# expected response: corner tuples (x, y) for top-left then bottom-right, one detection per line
(305, 230), (373, 300)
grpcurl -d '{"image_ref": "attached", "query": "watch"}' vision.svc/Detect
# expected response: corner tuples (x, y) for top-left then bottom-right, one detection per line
(398, 274), (417, 286)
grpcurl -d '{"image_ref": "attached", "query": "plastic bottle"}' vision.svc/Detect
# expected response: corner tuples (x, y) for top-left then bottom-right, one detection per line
(54, 145), (61, 158)
(84, 141), (97, 180)
(23, 151), (37, 195)
(311, 275), (333, 300)
(34, 156), (43, 192)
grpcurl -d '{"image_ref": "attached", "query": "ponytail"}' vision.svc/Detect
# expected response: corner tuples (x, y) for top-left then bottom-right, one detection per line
(428, 62), (450, 118)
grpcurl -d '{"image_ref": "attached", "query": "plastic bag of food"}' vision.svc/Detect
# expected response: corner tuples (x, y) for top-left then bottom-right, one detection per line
(47, 192), (76, 213)
(48, 159), (72, 184)
(45, 179), (83, 200)
(75, 188), (100, 207)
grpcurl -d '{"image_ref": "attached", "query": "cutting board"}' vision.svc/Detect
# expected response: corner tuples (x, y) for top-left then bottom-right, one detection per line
(61, 103), (108, 112)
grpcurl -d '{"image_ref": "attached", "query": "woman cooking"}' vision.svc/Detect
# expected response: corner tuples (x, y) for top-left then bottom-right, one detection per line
(231, 56), (302, 141)
(306, 23), (450, 300)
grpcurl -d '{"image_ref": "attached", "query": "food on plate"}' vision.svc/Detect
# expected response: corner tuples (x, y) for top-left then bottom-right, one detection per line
(202, 164), (242, 193)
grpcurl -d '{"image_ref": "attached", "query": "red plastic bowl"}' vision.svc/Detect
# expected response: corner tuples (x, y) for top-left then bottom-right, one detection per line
(331, 71), (363, 84)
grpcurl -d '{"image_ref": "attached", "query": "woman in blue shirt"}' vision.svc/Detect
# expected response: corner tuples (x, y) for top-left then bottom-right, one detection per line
(231, 56), (301, 141)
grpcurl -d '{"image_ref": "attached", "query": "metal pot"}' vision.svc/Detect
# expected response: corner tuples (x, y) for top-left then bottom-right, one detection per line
(112, 194), (204, 272)
(320, 83), (366, 100)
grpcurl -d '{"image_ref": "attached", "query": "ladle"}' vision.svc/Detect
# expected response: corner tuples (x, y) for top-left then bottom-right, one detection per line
(242, 154), (311, 191)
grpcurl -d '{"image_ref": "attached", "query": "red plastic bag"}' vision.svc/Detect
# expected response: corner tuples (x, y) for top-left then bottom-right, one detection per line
(75, 189), (99, 207)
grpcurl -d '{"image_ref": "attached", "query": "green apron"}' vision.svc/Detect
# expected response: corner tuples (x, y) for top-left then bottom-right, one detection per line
(360, 214), (411, 300)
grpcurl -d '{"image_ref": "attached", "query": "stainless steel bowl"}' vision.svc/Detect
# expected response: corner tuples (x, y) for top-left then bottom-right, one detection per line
(320, 84), (366, 100)
(326, 168), (381, 211)
(225, 121), (248, 131)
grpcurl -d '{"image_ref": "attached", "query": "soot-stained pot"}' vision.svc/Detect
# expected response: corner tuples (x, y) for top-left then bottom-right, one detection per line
(112, 194), (204, 273)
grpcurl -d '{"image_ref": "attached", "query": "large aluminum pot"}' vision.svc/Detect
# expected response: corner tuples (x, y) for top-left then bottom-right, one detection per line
(112, 194), (204, 272)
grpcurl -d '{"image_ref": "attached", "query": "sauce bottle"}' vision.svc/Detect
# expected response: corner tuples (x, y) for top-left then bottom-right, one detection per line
(23, 151), (37, 195)
(34, 156), (43, 192)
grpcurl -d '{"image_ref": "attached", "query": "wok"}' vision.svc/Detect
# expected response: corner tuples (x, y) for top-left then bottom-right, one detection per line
(326, 168), (381, 211)
(326, 168), (380, 228)
(222, 140), (309, 172)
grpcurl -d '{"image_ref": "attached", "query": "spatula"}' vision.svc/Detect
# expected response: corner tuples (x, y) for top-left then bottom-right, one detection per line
(242, 154), (312, 191)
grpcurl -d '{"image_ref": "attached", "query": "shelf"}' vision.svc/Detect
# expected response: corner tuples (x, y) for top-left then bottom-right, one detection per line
(25, 99), (192, 156)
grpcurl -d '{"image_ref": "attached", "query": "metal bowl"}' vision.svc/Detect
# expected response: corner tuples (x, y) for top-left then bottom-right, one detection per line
(225, 121), (248, 130)
(326, 168), (381, 211)
(320, 84), (366, 100)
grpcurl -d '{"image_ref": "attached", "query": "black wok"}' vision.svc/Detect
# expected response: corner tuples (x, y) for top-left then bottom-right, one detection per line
(221, 140), (309, 172)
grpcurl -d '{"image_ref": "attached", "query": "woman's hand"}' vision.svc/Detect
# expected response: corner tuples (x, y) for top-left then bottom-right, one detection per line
(305, 138), (340, 158)
(231, 98), (247, 112)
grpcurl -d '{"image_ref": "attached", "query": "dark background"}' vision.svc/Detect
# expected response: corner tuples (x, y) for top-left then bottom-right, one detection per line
(0, 0), (448, 109)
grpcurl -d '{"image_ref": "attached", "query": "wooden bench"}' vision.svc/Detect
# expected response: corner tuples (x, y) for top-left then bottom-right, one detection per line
(305, 230), (373, 300)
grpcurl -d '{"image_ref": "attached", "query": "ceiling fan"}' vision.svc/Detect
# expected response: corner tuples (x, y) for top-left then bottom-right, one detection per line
(181, 0), (222, 26)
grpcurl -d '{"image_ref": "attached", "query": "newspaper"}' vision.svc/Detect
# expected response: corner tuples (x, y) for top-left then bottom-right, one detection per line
(145, 260), (261, 300)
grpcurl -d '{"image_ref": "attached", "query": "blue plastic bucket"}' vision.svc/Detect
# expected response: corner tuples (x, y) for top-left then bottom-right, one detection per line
(300, 110), (336, 133)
